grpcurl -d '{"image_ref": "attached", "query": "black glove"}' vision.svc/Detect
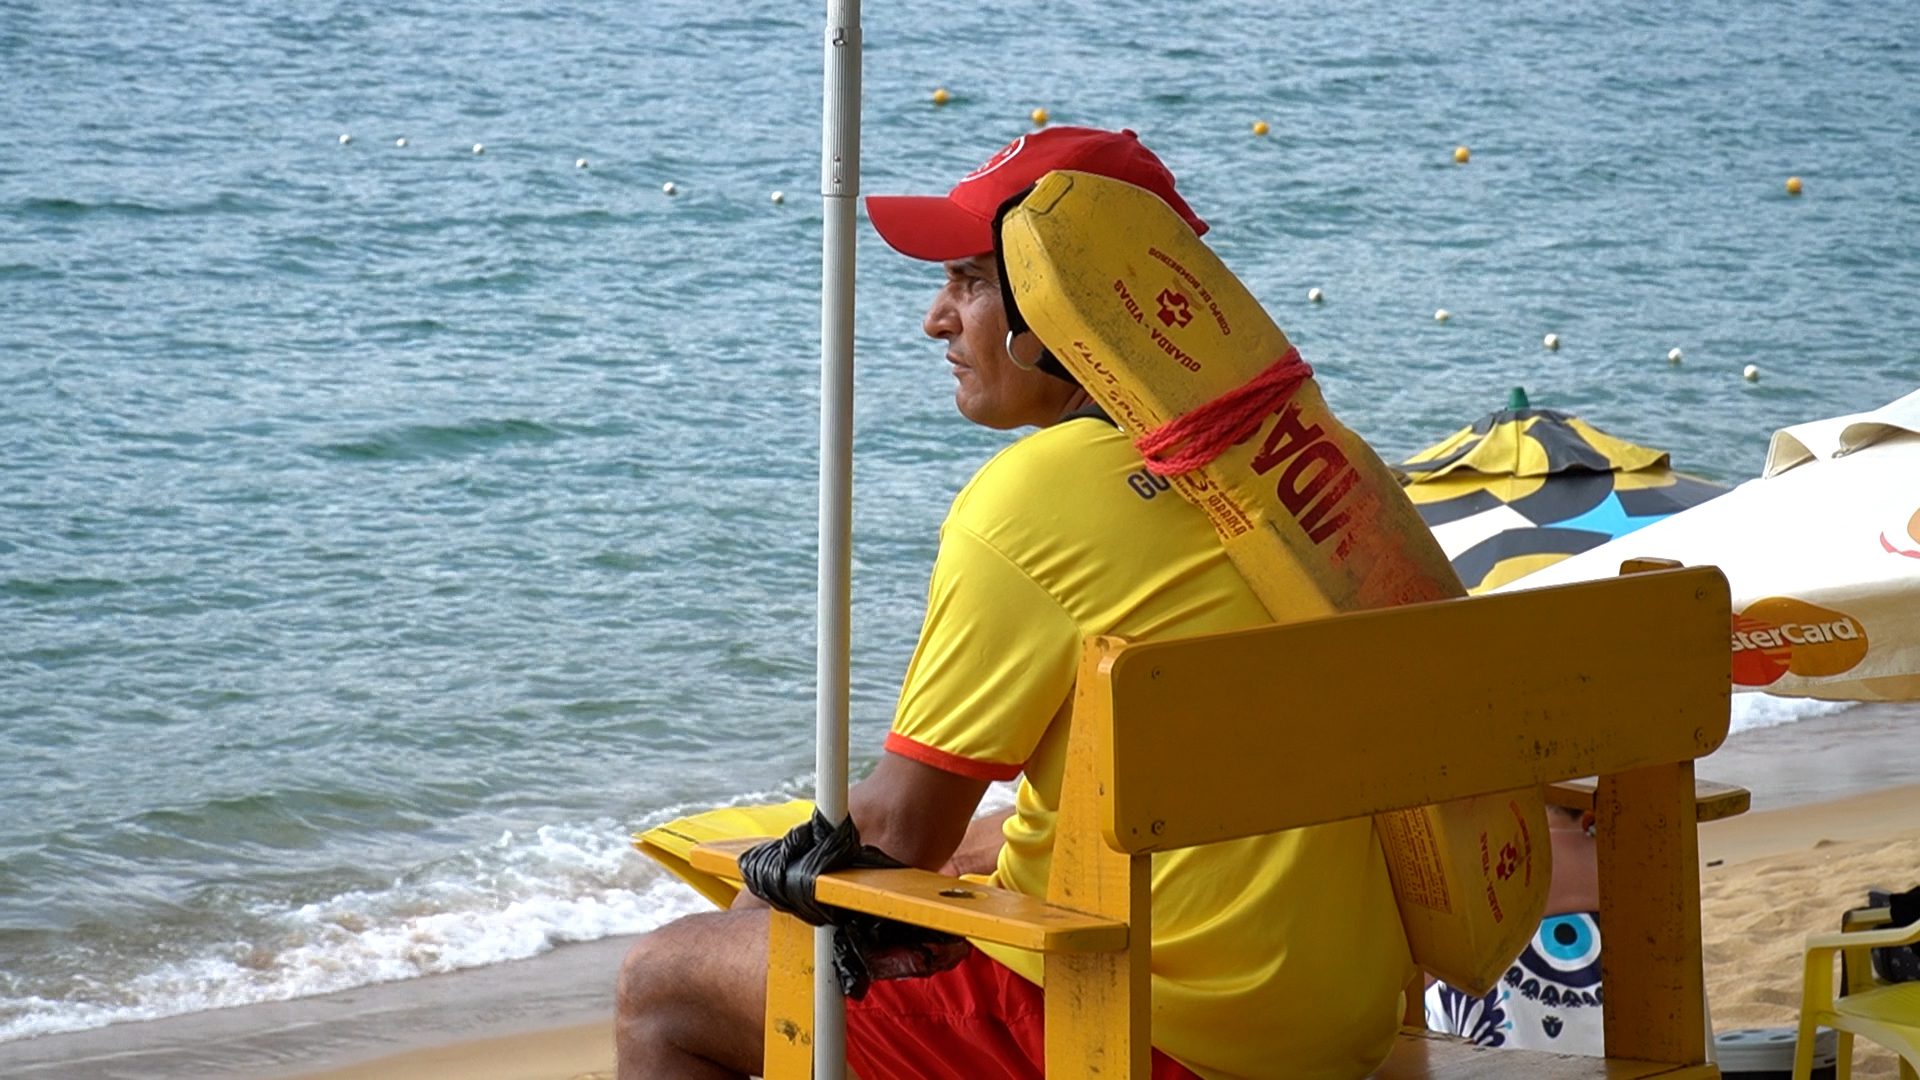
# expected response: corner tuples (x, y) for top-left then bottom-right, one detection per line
(740, 810), (971, 999)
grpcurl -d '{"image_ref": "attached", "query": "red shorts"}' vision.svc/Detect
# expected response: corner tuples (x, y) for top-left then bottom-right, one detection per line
(844, 947), (1201, 1080)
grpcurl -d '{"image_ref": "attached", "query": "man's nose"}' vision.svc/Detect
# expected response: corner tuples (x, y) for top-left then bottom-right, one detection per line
(923, 291), (958, 340)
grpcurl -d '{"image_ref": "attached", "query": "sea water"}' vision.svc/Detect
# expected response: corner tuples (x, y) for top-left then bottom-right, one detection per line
(2, 0), (1916, 1057)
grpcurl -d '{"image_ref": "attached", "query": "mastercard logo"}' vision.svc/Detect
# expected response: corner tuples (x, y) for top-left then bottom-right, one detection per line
(1730, 597), (1869, 686)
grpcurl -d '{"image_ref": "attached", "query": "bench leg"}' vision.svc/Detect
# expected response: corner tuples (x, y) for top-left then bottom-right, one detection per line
(764, 911), (816, 1079)
(1597, 762), (1708, 1065)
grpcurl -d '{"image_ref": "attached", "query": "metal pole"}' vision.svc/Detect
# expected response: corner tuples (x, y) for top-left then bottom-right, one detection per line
(816, 1), (859, 1077)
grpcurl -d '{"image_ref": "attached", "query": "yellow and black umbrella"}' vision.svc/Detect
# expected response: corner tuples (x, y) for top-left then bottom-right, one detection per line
(1400, 392), (1726, 594)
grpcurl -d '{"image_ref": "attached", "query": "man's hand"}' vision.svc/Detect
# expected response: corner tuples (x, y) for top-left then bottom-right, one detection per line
(941, 807), (1015, 877)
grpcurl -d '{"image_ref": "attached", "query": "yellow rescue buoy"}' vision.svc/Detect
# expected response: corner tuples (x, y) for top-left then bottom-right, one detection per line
(1743, 364), (1760, 381)
(932, 87), (951, 106)
(1453, 145), (1470, 164)
(1030, 107), (1049, 127)
(1543, 333), (1560, 350)
(1434, 308), (1452, 323)
(1786, 176), (1803, 196)
(1668, 347), (1683, 364)
(1252, 120), (1270, 136)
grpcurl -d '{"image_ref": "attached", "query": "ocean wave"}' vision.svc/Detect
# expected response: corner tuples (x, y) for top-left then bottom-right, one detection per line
(357, 316), (450, 337)
(0, 815), (711, 1044)
(0, 577), (131, 602)
(430, 268), (535, 293)
(13, 193), (277, 219)
(15, 197), (168, 219)
(314, 417), (568, 461)
(1728, 692), (1857, 735)
(0, 262), (59, 281)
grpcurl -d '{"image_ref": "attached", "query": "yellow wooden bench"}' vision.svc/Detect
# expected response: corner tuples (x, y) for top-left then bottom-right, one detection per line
(691, 565), (1734, 1078)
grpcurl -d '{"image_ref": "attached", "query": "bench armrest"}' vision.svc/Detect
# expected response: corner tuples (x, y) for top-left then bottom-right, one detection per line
(1545, 777), (1750, 823)
(688, 838), (1128, 953)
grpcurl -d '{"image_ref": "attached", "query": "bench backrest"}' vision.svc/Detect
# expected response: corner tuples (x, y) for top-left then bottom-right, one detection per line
(1085, 565), (1732, 855)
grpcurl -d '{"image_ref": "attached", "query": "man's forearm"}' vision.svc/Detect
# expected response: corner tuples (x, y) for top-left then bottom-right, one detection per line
(845, 752), (990, 871)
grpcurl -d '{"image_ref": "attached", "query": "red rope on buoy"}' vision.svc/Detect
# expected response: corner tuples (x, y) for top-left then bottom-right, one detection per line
(1134, 349), (1315, 477)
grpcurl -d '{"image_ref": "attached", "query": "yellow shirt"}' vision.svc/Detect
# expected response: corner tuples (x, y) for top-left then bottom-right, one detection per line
(885, 418), (1414, 1080)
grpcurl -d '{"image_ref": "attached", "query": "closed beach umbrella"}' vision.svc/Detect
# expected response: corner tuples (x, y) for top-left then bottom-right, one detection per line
(1504, 389), (1920, 702)
(814, 1), (860, 1075)
(1400, 392), (1727, 593)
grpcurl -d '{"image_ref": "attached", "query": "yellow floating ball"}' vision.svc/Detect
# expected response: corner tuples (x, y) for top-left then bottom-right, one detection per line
(1030, 107), (1050, 127)
(1453, 145), (1470, 164)
(932, 87), (951, 106)
(1785, 176), (1803, 196)
(1252, 120), (1270, 136)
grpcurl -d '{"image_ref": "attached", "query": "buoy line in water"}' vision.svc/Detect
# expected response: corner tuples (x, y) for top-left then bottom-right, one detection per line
(322, 106), (1805, 379)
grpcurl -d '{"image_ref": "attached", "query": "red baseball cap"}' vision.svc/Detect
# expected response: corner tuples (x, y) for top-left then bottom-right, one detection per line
(866, 127), (1208, 262)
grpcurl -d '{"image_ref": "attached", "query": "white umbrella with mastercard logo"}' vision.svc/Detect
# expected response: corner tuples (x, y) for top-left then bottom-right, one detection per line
(1494, 388), (1920, 702)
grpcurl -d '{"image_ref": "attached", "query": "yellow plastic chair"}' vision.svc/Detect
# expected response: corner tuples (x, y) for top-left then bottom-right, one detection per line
(1793, 906), (1920, 1080)
(692, 566), (1734, 1078)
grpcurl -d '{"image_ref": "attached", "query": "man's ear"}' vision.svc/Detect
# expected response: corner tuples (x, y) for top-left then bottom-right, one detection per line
(1005, 329), (1046, 372)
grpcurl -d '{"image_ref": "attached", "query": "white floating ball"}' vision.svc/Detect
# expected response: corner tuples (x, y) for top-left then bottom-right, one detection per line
(338, 133), (352, 145)
(394, 137), (408, 147)
(1668, 347), (1684, 364)
(471, 143), (485, 154)
(662, 181), (678, 196)
(576, 158), (589, 169)
(1543, 333), (1560, 350)
(1434, 308), (1451, 323)
(1743, 364), (1760, 381)
(1307, 287), (1323, 303)
(770, 190), (785, 204)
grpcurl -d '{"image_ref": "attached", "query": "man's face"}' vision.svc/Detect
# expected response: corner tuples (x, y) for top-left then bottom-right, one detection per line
(923, 254), (1078, 430)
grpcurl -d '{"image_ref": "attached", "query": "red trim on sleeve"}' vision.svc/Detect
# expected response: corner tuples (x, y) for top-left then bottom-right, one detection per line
(883, 732), (1023, 781)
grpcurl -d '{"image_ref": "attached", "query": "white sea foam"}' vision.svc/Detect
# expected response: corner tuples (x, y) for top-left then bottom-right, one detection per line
(0, 815), (713, 1044)
(1729, 692), (1857, 734)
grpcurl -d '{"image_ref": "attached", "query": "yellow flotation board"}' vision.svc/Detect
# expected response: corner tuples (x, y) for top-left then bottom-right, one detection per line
(632, 799), (813, 909)
(1000, 169), (1547, 995)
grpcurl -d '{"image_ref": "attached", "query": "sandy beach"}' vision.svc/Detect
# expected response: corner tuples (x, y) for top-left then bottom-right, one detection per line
(4, 703), (1914, 1080)
(1701, 795), (1920, 1079)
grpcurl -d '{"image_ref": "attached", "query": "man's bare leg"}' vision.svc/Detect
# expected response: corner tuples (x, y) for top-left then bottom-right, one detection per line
(615, 907), (768, 1080)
